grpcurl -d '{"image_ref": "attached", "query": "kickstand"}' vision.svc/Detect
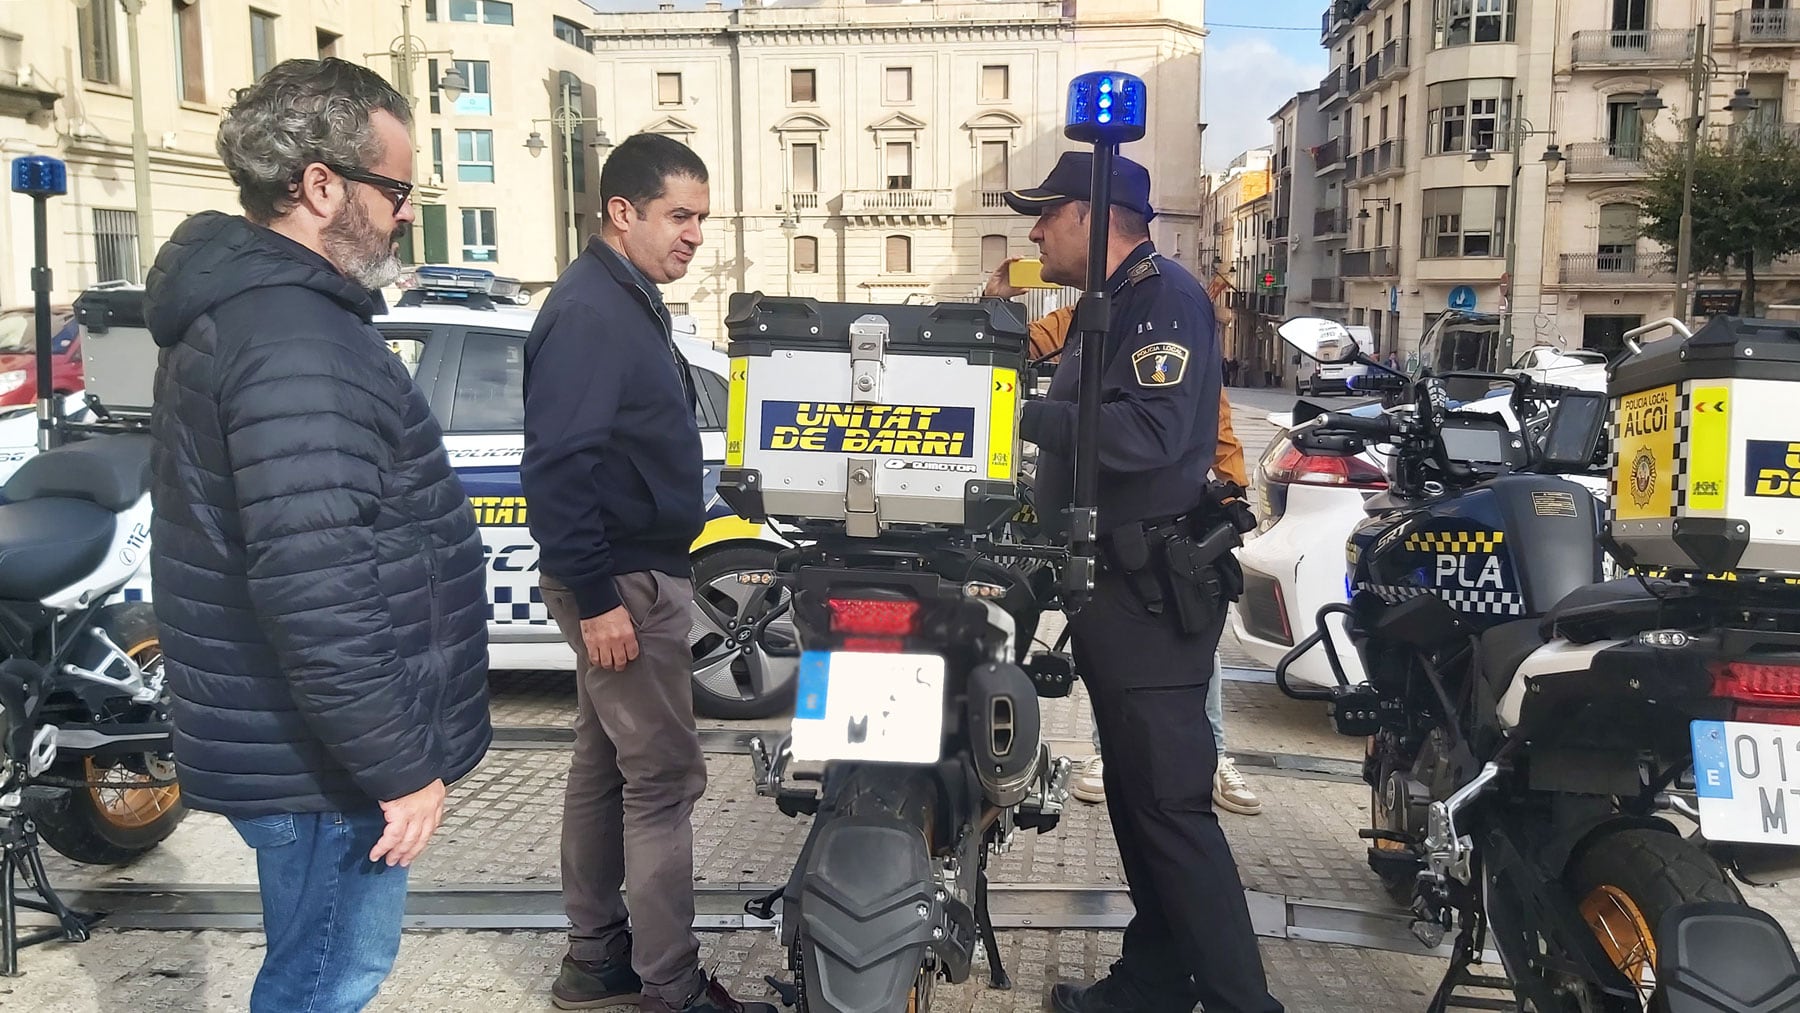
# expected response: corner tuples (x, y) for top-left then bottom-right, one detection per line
(1425, 908), (1513, 1013)
(2, 811), (94, 977)
(975, 870), (1011, 991)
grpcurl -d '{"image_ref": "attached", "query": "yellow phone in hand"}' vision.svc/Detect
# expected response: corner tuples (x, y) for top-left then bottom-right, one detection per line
(1008, 258), (1060, 290)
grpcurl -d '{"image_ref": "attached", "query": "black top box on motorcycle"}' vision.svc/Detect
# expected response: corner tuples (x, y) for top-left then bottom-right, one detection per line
(1608, 316), (1800, 576)
(716, 293), (1028, 538)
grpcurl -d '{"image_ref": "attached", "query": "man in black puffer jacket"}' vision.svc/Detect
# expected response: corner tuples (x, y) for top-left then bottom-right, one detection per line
(145, 58), (491, 1013)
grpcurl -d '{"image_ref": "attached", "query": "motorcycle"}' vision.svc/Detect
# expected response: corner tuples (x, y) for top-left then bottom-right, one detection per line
(0, 431), (182, 973)
(1272, 316), (1800, 1012)
(743, 503), (1076, 1013)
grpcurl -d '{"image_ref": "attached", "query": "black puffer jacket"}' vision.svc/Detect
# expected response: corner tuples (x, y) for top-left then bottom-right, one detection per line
(145, 211), (491, 817)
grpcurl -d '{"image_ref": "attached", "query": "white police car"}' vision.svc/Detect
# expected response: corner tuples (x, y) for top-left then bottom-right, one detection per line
(378, 271), (797, 718)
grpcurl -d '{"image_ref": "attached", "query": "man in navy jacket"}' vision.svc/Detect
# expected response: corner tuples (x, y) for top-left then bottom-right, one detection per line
(523, 133), (773, 1013)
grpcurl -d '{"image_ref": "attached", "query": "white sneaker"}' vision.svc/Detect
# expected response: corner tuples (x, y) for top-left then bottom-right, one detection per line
(1213, 755), (1262, 815)
(1070, 756), (1105, 804)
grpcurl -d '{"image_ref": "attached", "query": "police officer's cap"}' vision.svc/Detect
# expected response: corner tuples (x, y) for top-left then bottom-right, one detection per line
(1002, 150), (1155, 220)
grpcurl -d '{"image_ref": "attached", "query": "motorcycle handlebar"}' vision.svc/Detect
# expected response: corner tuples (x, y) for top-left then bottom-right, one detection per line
(1314, 412), (1405, 441)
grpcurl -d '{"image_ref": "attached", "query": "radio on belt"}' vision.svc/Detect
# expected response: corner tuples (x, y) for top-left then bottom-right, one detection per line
(1608, 315), (1800, 575)
(715, 293), (1028, 538)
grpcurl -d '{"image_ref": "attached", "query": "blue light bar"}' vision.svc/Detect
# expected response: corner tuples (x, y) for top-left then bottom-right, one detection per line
(1065, 72), (1147, 144)
(11, 155), (67, 197)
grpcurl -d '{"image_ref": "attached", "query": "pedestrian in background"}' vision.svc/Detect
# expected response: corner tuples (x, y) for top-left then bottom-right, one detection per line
(523, 132), (776, 1013)
(145, 58), (493, 1013)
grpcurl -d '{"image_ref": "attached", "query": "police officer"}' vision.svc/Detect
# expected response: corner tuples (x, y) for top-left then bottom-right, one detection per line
(1004, 151), (1284, 1013)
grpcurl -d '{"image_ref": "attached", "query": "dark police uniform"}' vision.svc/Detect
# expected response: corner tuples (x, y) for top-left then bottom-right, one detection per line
(1020, 238), (1284, 1013)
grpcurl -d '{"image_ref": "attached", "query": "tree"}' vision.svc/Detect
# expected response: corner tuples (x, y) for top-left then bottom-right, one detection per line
(1638, 126), (1800, 312)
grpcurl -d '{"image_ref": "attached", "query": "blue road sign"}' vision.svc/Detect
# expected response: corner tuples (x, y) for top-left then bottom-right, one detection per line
(1448, 285), (1477, 311)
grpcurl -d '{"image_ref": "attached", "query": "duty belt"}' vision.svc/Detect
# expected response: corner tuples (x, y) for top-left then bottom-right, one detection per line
(1098, 483), (1255, 634)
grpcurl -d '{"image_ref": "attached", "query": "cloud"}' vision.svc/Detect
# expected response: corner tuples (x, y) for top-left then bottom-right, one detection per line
(1203, 36), (1328, 172)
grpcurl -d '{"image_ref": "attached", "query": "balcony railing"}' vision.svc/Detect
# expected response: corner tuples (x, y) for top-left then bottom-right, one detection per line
(1375, 137), (1405, 176)
(1311, 277), (1347, 302)
(790, 191), (821, 210)
(1314, 207), (1348, 237)
(1270, 216), (1290, 240)
(1342, 248), (1397, 277)
(1319, 67), (1345, 104)
(1562, 140), (1647, 178)
(1380, 39), (1410, 78)
(1736, 8), (1800, 44)
(1355, 148), (1379, 179)
(1313, 136), (1345, 171)
(1558, 251), (1675, 284)
(1571, 29), (1696, 66)
(841, 189), (955, 215)
(977, 189), (1009, 208)
(1352, 54), (1381, 94)
(1345, 64), (1364, 94)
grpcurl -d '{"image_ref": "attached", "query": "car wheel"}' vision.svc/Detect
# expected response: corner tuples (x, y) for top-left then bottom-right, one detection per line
(688, 544), (798, 720)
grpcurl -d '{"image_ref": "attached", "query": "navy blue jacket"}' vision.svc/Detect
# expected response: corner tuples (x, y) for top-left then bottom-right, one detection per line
(1021, 241), (1222, 530)
(145, 211), (492, 817)
(521, 238), (705, 619)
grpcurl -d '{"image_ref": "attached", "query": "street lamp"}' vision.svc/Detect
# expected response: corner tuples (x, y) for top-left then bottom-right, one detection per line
(365, 0), (462, 264)
(526, 79), (613, 265)
(1468, 99), (1566, 368)
(1636, 21), (1760, 320)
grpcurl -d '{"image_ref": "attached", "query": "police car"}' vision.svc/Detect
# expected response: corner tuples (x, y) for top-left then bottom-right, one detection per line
(77, 273), (799, 720)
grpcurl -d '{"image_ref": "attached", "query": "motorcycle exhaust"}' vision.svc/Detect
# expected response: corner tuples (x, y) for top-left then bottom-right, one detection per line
(966, 661), (1042, 808)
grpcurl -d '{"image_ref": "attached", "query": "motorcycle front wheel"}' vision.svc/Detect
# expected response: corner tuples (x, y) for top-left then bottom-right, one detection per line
(1564, 828), (1743, 1005)
(26, 603), (186, 865)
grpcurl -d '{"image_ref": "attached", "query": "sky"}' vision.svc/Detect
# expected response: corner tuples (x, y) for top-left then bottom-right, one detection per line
(1201, 1), (1331, 172)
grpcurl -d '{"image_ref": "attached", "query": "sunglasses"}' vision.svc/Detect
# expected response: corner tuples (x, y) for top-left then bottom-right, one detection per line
(325, 163), (414, 215)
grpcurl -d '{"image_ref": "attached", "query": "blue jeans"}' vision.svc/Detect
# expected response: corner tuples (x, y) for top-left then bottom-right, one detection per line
(1092, 652), (1227, 755)
(228, 809), (410, 1013)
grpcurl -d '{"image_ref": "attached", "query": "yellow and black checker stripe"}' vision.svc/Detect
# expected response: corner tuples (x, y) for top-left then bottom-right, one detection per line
(1403, 531), (1505, 554)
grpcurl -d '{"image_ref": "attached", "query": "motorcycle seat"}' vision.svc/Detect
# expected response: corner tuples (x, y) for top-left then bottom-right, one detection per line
(2, 433), (152, 513)
(1479, 618), (1546, 699)
(0, 498), (117, 601)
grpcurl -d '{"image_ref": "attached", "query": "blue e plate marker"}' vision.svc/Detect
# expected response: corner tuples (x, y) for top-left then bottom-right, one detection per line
(795, 651), (831, 721)
(1691, 720), (1734, 799)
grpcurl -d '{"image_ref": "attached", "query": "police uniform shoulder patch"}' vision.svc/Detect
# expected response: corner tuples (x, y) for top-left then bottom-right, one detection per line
(1131, 342), (1189, 387)
(1126, 257), (1160, 285)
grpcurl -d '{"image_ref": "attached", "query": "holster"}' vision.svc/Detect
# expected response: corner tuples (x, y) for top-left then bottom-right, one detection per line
(1103, 522), (1165, 615)
(1160, 516), (1250, 633)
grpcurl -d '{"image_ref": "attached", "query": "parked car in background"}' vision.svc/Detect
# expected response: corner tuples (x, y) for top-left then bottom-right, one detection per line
(1509, 344), (1609, 390)
(0, 304), (80, 407)
(1297, 325), (1375, 396)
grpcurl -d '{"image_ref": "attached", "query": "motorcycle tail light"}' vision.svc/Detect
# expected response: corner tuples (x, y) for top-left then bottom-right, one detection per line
(828, 598), (921, 637)
(1265, 444), (1388, 489)
(1712, 663), (1800, 721)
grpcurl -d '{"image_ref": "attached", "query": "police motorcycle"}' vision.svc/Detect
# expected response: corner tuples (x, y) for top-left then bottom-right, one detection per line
(1274, 314), (1800, 1012)
(0, 157), (182, 976)
(714, 75), (1197, 1013)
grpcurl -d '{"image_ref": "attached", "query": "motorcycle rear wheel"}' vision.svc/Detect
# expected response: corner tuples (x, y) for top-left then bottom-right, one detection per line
(25, 604), (186, 865)
(1564, 828), (1743, 1005)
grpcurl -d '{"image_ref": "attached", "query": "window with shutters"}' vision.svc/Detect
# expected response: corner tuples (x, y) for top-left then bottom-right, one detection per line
(1596, 203), (1639, 271)
(885, 235), (911, 274)
(885, 67), (913, 104)
(79, 0), (119, 84)
(980, 141), (1008, 191)
(790, 69), (816, 104)
(791, 143), (818, 195)
(885, 142), (913, 190)
(174, 0), (206, 104)
(657, 73), (683, 107)
(980, 235), (1008, 273)
(1606, 94), (1643, 156)
(250, 9), (277, 80)
(981, 65), (1009, 102)
(794, 236), (819, 274)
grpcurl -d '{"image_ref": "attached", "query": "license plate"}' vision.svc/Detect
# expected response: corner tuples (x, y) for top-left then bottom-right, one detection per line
(790, 651), (945, 765)
(1692, 719), (1800, 844)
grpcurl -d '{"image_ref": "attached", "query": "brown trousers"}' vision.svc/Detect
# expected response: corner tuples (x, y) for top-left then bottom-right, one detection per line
(542, 570), (709, 1004)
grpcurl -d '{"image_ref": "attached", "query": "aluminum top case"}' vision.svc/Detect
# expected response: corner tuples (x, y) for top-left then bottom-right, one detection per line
(716, 293), (1029, 538)
(1608, 315), (1800, 576)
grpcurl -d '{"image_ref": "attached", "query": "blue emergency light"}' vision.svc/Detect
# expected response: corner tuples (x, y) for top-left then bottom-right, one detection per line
(11, 155), (67, 197)
(1064, 72), (1146, 144)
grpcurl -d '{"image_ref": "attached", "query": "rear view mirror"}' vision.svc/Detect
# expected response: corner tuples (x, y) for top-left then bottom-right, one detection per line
(1541, 390), (1608, 468)
(1278, 318), (1359, 363)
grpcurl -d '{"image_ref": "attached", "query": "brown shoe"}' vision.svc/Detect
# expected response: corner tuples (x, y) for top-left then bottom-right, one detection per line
(639, 975), (778, 1013)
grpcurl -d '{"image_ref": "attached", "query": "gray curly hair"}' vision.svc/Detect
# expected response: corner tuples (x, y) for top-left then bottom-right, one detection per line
(217, 58), (411, 224)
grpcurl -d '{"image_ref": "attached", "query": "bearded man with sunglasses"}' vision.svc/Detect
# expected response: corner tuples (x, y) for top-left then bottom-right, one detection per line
(144, 58), (492, 1013)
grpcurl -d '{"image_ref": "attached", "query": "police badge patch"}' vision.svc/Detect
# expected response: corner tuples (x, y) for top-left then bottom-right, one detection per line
(1131, 342), (1190, 387)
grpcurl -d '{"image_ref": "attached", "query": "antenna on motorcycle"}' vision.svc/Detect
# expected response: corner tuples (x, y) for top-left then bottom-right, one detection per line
(1061, 71), (1147, 614)
(11, 155), (67, 452)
